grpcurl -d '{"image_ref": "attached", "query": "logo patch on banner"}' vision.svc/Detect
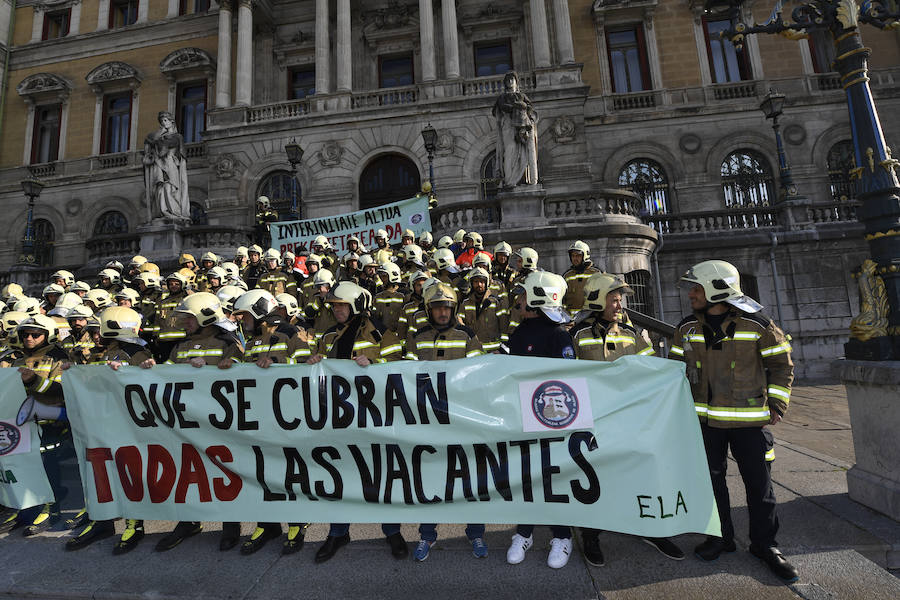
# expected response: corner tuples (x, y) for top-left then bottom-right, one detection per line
(519, 378), (594, 432)
(0, 421), (27, 457)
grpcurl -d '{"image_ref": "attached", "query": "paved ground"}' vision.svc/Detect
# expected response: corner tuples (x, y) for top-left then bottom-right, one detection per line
(1, 385), (899, 599)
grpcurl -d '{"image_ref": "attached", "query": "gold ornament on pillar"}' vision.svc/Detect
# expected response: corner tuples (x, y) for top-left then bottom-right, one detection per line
(850, 259), (890, 341)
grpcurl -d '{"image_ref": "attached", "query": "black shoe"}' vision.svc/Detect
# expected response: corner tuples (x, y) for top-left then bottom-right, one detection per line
(694, 536), (736, 561)
(386, 532), (408, 559)
(0, 510), (19, 534)
(220, 522), (241, 551)
(240, 523), (282, 555)
(65, 520), (115, 550)
(643, 537), (685, 560)
(23, 503), (59, 536)
(750, 545), (800, 582)
(64, 508), (88, 530)
(315, 534), (350, 563)
(113, 520), (144, 555)
(282, 523), (308, 555)
(582, 534), (605, 567)
(155, 521), (202, 552)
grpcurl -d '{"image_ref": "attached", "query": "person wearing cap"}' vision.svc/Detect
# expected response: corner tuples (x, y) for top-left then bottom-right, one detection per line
(459, 267), (509, 353)
(140, 292), (244, 552)
(154, 272), (192, 362)
(492, 242), (518, 291)
(672, 260), (797, 582)
(505, 271), (577, 569)
(258, 249), (297, 297)
(404, 282), (486, 561)
(373, 262), (406, 333)
(9, 315), (70, 536)
(455, 232), (492, 269)
(307, 281), (406, 563)
(371, 229), (393, 265)
(562, 241), (601, 316)
(570, 273), (684, 565)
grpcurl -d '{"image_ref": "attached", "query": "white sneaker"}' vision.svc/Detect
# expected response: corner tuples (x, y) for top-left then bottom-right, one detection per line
(547, 537), (573, 569)
(506, 533), (533, 564)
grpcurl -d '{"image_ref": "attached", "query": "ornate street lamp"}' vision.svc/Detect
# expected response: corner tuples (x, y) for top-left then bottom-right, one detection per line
(284, 139), (303, 220)
(421, 123), (437, 191)
(759, 88), (799, 199)
(20, 178), (44, 264)
(724, 0), (900, 358)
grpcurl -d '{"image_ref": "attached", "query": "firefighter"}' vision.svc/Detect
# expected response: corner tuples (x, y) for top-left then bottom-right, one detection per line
(303, 269), (337, 343)
(234, 246), (250, 270)
(41, 284), (65, 312)
(124, 255), (148, 287)
(179, 253), (198, 273)
(254, 195), (278, 247)
(154, 272), (192, 362)
(134, 272), (163, 342)
(225, 289), (313, 555)
(243, 245), (266, 288)
(274, 293), (302, 325)
(49, 270), (75, 291)
(405, 282), (486, 561)
(311, 235), (338, 273)
(205, 266), (228, 294)
(371, 228), (393, 265)
(671, 260), (798, 582)
(459, 267), (508, 353)
(455, 232), (492, 268)
(432, 248), (461, 286)
(418, 231), (434, 255)
(139, 292), (243, 552)
(357, 254), (380, 297)
(196, 251), (219, 291)
(373, 262), (406, 333)
(491, 242), (518, 291)
(298, 254), (322, 306)
(307, 282), (406, 563)
(397, 271), (429, 342)
(258, 248), (297, 297)
(96, 268), (123, 294)
(562, 241), (601, 315)
(61, 305), (95, 364)
(505, 271), (576, 569)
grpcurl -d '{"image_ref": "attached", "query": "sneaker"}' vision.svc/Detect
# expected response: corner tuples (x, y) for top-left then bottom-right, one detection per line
(547, 537), (573, 569)
(471, 537), (488, 559)
(64, 508), (88, 530)
(694, 536), (736, 561)
(155, 521), (202, 552)
(414, 539), (434, 561)
(506, 533), (533, 565)
(113, 519), (144, 555)
(0, 509), (19, 534)
(642, 537), (685, 560)
(23, 503), (59, 536)
(65, 519), (115, 550)
(386, 532), (408, 559)
(282, 523), (309, 555)
(240, 524), (281, 555)
(749, 545), (800, 583)
(582, 534), (605, 567)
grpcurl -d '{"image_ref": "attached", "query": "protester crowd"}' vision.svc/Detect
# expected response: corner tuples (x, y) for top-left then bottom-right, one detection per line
(0, 210), (799, 582)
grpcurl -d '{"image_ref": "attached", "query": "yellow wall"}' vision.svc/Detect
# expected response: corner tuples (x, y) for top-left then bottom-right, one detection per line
(569, 0), (602, 94)
(655, 3), (703, 89)
(1, 35), (219, 168)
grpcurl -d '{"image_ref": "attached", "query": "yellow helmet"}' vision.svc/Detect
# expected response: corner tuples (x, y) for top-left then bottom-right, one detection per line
(424, 282), (457, 308)
(99, 306), (142, 338)
(178, 267), (197, 287)
(175, 292), (225, 327)
(138, 262), (161, 275)
(679, 260), (762, 313)
(326, 281), (372, 315)
(583, 272), (632, 312)
(178, 253), (196, 266)
(47, 292), (84, 317)
(13, 297), (41, 316)
(276, 293), (301, 318)
(129, 255), (148, 269)
(85, 288), (114, 309)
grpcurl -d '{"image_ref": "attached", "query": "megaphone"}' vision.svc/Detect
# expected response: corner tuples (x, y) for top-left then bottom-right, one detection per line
(16, 396), (67, 426)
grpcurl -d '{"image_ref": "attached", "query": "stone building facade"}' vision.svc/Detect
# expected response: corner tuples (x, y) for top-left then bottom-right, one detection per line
(0, 0), (898, 379)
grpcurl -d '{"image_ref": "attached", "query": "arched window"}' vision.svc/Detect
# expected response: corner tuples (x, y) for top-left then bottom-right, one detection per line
(33, 218), (55, 267)
(624, 269), (654, 317)
(190, 202), (208, 226)
(721, 150), (774, 208)
(618, 159), (670, 214)
(480, 152), (501, 203)
(358, 154), (420, 210)
(92, 211), (129, 236)
(827, 140), (855, 202)
(258, 170), (301, 219)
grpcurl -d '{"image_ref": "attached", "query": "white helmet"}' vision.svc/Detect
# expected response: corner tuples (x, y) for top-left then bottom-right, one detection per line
(50, 270), (75, 288)
(515, 247), (539, 270)
(13, 297), (41, 316)
(313, 269), (336, 288)
(221, 262), (241, 281)
(408, 270), (430, 288)
(568, 240), (591, 262)
(419, 231), (434, 246)
(513, 271), (570, 324)
(233, 289), (278, 320)
(433, 248), (458, 272)
(135, 272), (162, 291)
(216, 285), (246, 312)
(98, 268), (121, 285)
(257, 195), (271, 208)
(47, 292), (83, 317)
(464, 231), (484, 249)
(377, 262), (403, 284)
(326, 281), (372, 315)
(494, 241), (512, 256)
(175, 292), (225, 327)
(207, 266), (228, 283)
(114, 287), (141, 304)
(276, 293), (301, 318)
(99, 306), (142, 339)
(42, 283), (65, 299)
(437, 235), (453, 249)
(402, 244), (425, 266)
(583, 272), (632, 312)
(679, 260), (763, 313)
(263, 248), (281, 262)
(85, 288), (114, 309)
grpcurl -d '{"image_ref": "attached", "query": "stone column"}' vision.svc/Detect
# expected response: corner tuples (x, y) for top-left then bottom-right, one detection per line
(336, 0), (352, 92)
(530, 0), (551, 68)
(550, 0), (574, 65)
(167, 0), (179, 18)
(419, 0), (436, 81)
(315, 0), (331, 94)
(441, 0), (459, 78)
(215, 0), (233, 107)
(235, 0), (253, 105)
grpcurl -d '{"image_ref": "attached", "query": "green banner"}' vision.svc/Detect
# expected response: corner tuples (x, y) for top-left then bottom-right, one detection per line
(0, 369), (54, 510)
(61, 356), (720, 538)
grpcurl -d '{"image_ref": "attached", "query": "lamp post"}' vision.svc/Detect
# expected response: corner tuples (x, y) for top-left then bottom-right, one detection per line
(20, 178), (44, 264)
(421, 123), (437, 191)
(759, 88), (799, 200)
(284, 139), (304, 220)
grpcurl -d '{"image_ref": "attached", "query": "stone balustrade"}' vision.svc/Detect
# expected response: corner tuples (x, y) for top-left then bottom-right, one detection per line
(85, 233), (141, 263)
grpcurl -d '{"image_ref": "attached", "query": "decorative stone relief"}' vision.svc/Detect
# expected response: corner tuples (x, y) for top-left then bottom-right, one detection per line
(679, 133), (702, 154)
(552, 116), (576, 143)
(85, 61), (142, 87)
(362, 1), (415, 30)
(66, 199), (82, 216)
(317, 142), (344, 166)
(213, 153), (237, 179)
(784, 124), (807, 146)
(436, 131), (454, 156)
(16, 73), (72, 98)
(159, 48), (216, 76)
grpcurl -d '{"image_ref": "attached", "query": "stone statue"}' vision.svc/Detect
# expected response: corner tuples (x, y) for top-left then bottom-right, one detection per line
(849, 259), (890, 341)
(143, 111), (191, 223)
(492, 71), (538, 188)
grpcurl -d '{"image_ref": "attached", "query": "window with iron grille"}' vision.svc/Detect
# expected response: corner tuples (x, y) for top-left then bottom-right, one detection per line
(827, 140), (855, 202)
(721, 150), (773, 207)
(93, 211), (129, 236)
(618, 158), (670, 215)
(258, 170), (301, 219)
(624, 269), (653, 317)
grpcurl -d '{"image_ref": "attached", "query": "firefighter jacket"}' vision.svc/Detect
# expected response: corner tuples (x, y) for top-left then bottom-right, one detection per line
(562, 262), (601, 314)
(99, 340), (153, 366)
(572, 315), (654, 361)
(374, 287), (405, 333)
(316, 316), (402, 363)
(156, 289), (191, 344)
(137, 289), (163, 337)
(303, 296), (337, 343)
(491, 265), (518, 292)
(670, 309), (793, 429)
(61, 328), (95, 364)
(166, 325), (244, 365)
(459, 293), (509, 351)
(258, 267), (297, 297)
(405, 319), (483, 361)
(242, 319), (312, 364)
(0, 347), (23, 367)
(13, 342), (68, 406)
(299, 276), (318, 307)
(397, 296), (424, 341)
(242, 262), (267, 289)
(195, 271), (210, 292)
(371, 247), (392, 265)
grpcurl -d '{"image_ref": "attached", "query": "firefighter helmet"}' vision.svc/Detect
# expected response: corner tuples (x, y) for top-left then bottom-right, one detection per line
(200, 251), (219, 265)
(419, 231), (433, 246)
(66, 305), (94, 321)
(464, 231), (484, 249)
(375, 229), (388, 241)
(42, 284), (65, 299)
(494, 241), (512, 256)
(424, 282), (457, 309)
(99, 306), (142, 338)
(248, 244), (263, 256)
(17, 314), (58, 343)
(178, 268), (197, 288)
(679, 260), (762, 313)
(135, 272), (161, 290)
(377, 262), (403, 284)
(175, 292), (225, 327)
(1, 311), (29, 334)
(468, 267), (491, 283)
(437, 235), (453, 249)
(115, 287), (141, 304)
(513, 271), (570, 324)
(98, 268), (121, 285)
(326, 281), (372, 315)
(433, 248), (456, 271)
(583, 272), (632, 312)
(313, 269), (336, 288)
(276, 293), (301, 318)
(70, 281), (92, 294)
(402, 244), (425, 266)
(473, 253), (492, 270)
(263, 248), (281, 262)
(216, 285), (246, 312)
(207, 266), (228, 283)
(129, 255), (148, 269)
(568, 240), (591, 262)
(48, 292), (84, 318)
(178, 253), (196, 266)
(85, 288), (114, 309)
(138, 262), (160, 275)
(257, 195), (271, 208)
(221, 262), (241, 281)
(453, 229), (466, 243)
(235, 246), (249, 259)
(50, 270), (75, 288)
(515, 247), (539, 270)
(233, 289), (278, 320)
(13, 297), (41, 316)
(106, 260), (125, 272)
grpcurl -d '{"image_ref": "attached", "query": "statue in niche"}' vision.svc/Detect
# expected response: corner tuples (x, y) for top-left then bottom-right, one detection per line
(492, 71), (539, 188)
(143, 111), (191, 224)
(849, 259), (890, 341)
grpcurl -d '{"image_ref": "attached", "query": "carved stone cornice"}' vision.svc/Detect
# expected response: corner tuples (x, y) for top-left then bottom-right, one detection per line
(16, 72), (73, 105)
(85, 61), (142, 93)
(159, 47), (217, 81)
(592, 0), (658, 26)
